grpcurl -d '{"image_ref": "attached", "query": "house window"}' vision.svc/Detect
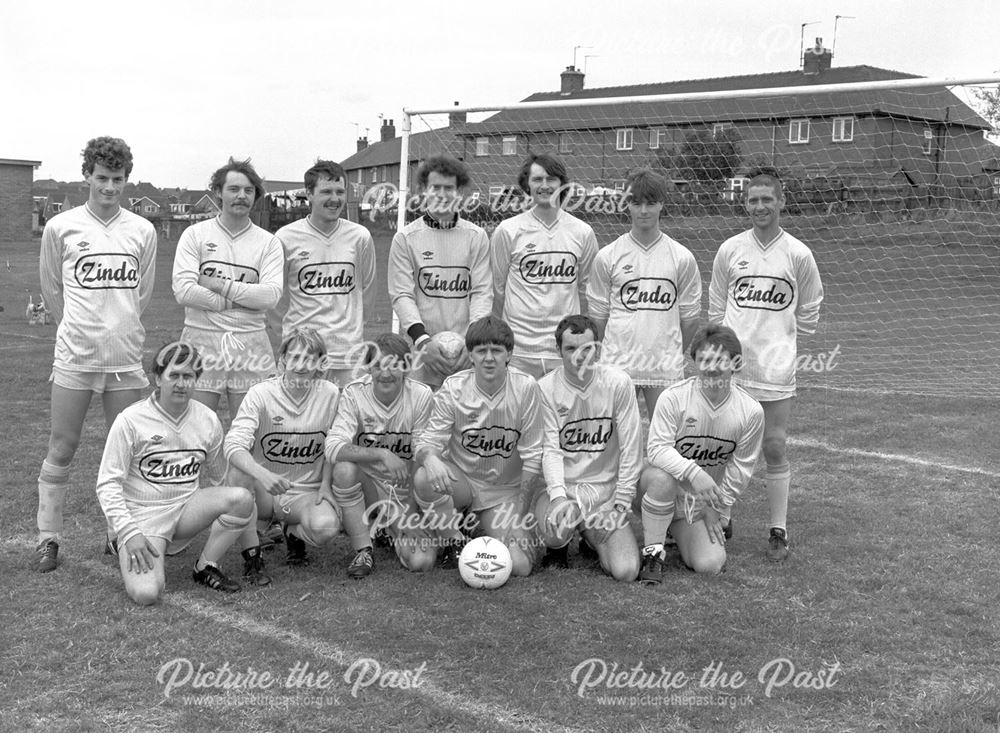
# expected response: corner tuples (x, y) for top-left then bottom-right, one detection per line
(613, 181), (626, 192)
(832, 117), (854, 142)
(144, 204), (156, 213)
(649, 129), (665, 150)
(502, 136), (517, 156)
(356, 169), (363, 184)
(370, 168), (378, 183)
(923, 129), (934, 155)
(713, 123), (732, 138)
(51, 202), (62, 213)
(467, 191), (481, 204)
(789, 119), (810, 144)
(725, 177), (748, 202)
(993, 176), (1000, 196)
(475, 137), (489, 157)
(615, 128), (633, 151)
(558, 133), (571, 154)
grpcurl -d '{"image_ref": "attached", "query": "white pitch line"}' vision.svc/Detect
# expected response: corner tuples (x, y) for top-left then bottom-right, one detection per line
(0, 330), (55, 342)
(76, 559), (590, 733)
(789, 437), (1000, 480)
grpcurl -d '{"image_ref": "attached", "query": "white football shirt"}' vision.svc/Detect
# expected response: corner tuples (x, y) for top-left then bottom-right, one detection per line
(708, 229), (823, 397)
(588, 232), (701, 385)
(39, 203), (157, 372)
(491, 210), (598, 360)
(276, 217), (376, 369)
(224, 376), (340, 493)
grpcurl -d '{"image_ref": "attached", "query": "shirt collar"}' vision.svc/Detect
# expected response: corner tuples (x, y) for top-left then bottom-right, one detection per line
(422, 213), (459, 230)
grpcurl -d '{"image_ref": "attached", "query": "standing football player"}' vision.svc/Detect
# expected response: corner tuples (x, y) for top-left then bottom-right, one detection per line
(388, 154), (492, 388)
(412, 316), (543, 576)
(96, 342), (259, 604)
(225, 328), (355, 575)
(35, 136), (157, 572)
(491, 153), (598, 380)
(274, 161), (375, 387)
(326, 333), (436, 573)
(587, 168), (701, 413)
(172, 157), (284, 421)
(708, 168), (823, 562)
(536, 315), (642, 582)
(638, 325), (764, 581)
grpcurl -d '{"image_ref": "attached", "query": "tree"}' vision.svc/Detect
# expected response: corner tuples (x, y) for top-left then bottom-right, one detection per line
(973, 84), (1000, 137)
(674, 128), (743, 182)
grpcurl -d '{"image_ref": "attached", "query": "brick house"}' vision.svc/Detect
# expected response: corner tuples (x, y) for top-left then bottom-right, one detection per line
(341, 43), (998, 208)
(1, 158), (42, 241)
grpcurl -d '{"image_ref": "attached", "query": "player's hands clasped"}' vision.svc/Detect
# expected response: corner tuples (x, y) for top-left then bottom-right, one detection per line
(123, 534), (160, 574)
(419, 340), (453, 376)
(545, 496), (579, 536)
(689, 468), (725, 506)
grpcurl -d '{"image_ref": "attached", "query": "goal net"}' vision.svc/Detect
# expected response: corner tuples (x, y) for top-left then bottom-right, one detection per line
(394, 76), (1000, 399)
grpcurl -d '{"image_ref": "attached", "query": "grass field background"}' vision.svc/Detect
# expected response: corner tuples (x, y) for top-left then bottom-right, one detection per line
(2, 211), (999, 732)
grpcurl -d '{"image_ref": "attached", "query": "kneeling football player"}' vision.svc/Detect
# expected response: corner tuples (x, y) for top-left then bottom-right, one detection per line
(638, 325), (764, 582)
(225, 329), (367, 576)
(325, 333), (437, 572)
(536, 315), (642, 582)
(96, 342), (259, 605)
(412, 316), (544, 576)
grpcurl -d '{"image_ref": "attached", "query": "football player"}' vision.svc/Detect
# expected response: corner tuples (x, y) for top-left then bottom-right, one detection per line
(225, 328), (358, 575)
(35, 136), (157, 572)
(708, 167), (824, 561)
(172, 157), (284, 421)
(587, 168), (701, 413)
(638, 325), (764, 582)
(412, 316), (543, 575)
(490, 153), (598, 379)
(96, 342), (259, 604)
(536, 315), (642, 581)
(274, 160), (376, 387)
(325, 333), (436, 572)
(388, 154), (491, 388)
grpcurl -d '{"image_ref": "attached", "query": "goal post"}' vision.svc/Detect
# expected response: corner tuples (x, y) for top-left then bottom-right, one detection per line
(393, 75), (1000, 398)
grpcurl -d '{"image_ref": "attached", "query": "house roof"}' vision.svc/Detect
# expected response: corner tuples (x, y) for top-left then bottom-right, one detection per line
(341, 129), (464, 171)
(461, 65), (988, 135)
(263, 180), (305, 193)
(0, 158), (41, 167)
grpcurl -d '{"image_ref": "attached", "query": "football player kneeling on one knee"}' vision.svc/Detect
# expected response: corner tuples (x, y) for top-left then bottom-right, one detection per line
(536, 315), (642, 582)
(96, 342), (259, 605)
(412, 316), (544, 577)
(638, 325), (764, 583)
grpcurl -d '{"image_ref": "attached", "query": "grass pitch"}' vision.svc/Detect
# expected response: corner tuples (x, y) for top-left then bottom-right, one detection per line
(1, 218), (998, 732)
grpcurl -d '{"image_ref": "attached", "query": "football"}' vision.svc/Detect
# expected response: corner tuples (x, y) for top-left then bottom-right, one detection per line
(430, 330), (466, 363)
(458, 536), (512, 590)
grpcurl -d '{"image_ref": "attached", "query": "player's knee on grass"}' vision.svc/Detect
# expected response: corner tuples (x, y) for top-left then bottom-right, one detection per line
(121, 557), (164, 606)
(761, 435), (787, 466)
(297, 503), (341, 547)
(224, 486), (256, 519)
(686, 547), (726, 575)
(397, 539), (436, 573)
(600, 528), (641, 583)
(640, 466), (680, 502)
(535, 494), (579, 549)
(508, 542), (533, 577)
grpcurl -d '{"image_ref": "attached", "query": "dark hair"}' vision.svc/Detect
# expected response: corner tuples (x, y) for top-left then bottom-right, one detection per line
(689, 324), (743, 367)
(517, 153), (569, 202)
(363, 333), (413, 371)
(209, 157), (266, 201)
(625, 168), (669, 204)
(416, 154), (470, 189)
(465, 316), (514, 353)
(745, 166), (784, 197)
(304, 160), (347, 192)
(555, 314), (598, 349)
(81, 137), (134, 177)
(150, 341), (204, 379)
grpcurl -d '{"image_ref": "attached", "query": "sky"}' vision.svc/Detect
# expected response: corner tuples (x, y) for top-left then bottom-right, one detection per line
(3, 0), (998, 188)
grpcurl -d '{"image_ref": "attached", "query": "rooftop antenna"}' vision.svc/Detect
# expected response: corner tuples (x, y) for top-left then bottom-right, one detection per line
(832, 15), (856, 58)
(573, 45), (592, 69)
(799, 21), (821, 66)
